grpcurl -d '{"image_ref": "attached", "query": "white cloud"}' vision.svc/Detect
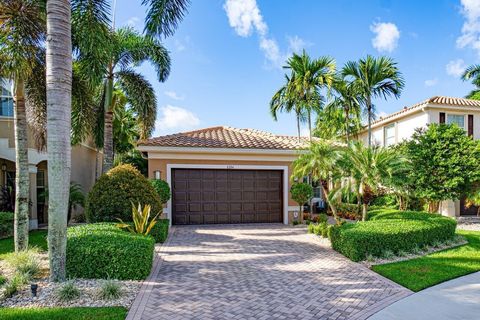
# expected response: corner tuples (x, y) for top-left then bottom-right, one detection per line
(446, 59), (466, 77)
(370, 22), (400, 53)
(457, 0), (480, 56)
(287, 35), (312, 54)
(224, 0), (308, 68)
(174, 36), (190, 52)
(164, 91), (185, 101)
(424, 78), (438, 87)
(125, 16), (139, 28)
(154, 105), (200, 135)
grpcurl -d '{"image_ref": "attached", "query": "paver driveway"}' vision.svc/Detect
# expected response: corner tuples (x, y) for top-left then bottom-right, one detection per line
(127, 224), (411, 320)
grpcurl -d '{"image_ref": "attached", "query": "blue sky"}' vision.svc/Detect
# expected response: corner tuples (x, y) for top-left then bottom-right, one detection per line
(115, 0), (480, 137)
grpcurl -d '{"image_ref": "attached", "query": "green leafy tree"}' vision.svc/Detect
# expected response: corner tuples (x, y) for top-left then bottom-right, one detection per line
(290, 183), (313, 220)
(341, 141), (408, 221)
(342, 56), (404, 146)
(292, 141), (341, 223)
(461, 64), (480, 99)
(402, 124), (480, 212)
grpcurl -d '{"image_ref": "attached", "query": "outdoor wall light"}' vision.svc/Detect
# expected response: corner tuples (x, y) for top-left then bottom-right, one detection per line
(31, 283), (38, 297)
(293, 211), (299, 219)
(154, 170), (161, 180)
(1, 163), (6, 171)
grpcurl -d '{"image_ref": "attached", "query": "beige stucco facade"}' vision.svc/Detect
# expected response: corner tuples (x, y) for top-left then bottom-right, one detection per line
(140, 146), (304, 224)
(357, 102), (480, 217)
(0, 117), (102, 228)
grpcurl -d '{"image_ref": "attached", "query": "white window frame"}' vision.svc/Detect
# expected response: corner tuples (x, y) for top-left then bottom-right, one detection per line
(0, 78), (13, 118)
(383, 123), (396, 147)
(446, 113), (466, 130)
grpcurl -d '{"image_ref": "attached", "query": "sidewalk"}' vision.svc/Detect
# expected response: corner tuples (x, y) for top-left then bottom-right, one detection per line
(369, 272), (480, 320)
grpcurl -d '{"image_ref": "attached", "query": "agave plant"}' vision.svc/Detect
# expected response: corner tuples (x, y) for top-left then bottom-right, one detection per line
(116, 203), (160, 236)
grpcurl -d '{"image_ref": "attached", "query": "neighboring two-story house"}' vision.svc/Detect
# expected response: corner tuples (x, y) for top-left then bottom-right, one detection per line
(0, 79), (102, 229)
(357, 96), (480, 217)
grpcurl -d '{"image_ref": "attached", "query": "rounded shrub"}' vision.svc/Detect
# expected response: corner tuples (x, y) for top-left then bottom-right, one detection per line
(66, 223), (155, 280)
(330, 210), (457, 262)
(85, 164), (162, 222)
(149, 179), (171, 204)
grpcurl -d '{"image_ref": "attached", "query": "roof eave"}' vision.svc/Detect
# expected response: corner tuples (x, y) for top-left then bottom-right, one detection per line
(137, 145), (306, 155)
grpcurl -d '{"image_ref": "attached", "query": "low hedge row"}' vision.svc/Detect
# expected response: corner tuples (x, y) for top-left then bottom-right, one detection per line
(308, 222), (332, 238)
(330, 210), (457, 262)
(149, 219), (169, 243)
(66, 223), (155, 280)
(0, 212), (14, 239)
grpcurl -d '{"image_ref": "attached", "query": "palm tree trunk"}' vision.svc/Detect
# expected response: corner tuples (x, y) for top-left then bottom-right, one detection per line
(367, 95), (372, 147)
(345, 106), (350, 142)
(321, 185), (339, 224)
(296, 114), (301, 141)
(13, 79), (29, 252)
(102, 74), (114, 173)
(362, 203), (368, 221)
(46, 0), (72, 282)
(307, 109), (312, 141)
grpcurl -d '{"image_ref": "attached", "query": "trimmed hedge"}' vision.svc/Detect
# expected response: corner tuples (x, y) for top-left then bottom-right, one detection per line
(330, 210), (457, 262)
(149, 219), (169, 243)
(66, 223), (155, 280)
(85, 164), (162, 223)
(150, 179), (171, 205)
(0, 212), (14, 239)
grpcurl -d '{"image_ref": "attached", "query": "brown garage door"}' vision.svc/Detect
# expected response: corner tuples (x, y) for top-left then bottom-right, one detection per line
(172, 169), (283, 225)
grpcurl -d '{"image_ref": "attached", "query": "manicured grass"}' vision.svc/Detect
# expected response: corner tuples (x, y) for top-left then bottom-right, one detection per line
(372, 230), (480, 292)
(0, 230), (48, 258)
(0, 307), (127, 320)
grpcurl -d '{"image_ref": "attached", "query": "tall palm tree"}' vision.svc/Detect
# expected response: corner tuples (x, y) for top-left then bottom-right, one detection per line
(324, 77), (362, 142)
(0, 0), (46, 251)
(291, 141), (341, 223)
(342, 56), (404, 146)
(461, 64), (480, 99)
(270, 74), (307, 139)
(285, 51), (336, 140)
(79, 27), (170, 173)
(46, 0), (73, 282)
(342, 141), (407, 221)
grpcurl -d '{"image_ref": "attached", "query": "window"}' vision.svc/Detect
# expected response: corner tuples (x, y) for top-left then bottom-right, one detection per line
(446, 114), (465, 129)
(384, 123), (396, 146)
(0, 78), (13, 117)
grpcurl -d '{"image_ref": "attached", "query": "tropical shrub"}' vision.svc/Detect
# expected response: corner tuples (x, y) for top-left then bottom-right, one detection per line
(116, 203), (160, 236)
(330, 209), (456, 261)
(308, 222), (329, 238)
(335, 203), (361, 220)
(370, 194), (397, 208)
(150, 179), (171, 204)
(0, 211), (14, 239)
(66, 223), (155, 280)
(85, 164), (162, 222)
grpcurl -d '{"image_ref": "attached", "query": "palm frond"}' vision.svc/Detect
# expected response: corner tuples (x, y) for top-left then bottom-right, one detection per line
(142, 0), (190, 38)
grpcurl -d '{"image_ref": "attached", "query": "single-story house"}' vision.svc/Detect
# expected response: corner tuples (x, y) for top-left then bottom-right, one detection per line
(0, 78), (102, 229)
(357, 96), (480, 217)
(137, 126), (312, 225)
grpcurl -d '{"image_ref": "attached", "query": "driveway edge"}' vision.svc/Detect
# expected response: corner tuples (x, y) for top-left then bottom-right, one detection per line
(126, 226), (177, 320)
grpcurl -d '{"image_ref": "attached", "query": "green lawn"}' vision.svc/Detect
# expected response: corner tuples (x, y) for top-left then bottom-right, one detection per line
(0, 307), (127, 320)
(0, 230), (48, 258)
(372, 230), (480, 292)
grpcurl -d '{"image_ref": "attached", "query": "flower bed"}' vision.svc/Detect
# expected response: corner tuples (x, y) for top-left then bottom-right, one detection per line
(330, 209), (457, 261)
(66, 224), (155, 280)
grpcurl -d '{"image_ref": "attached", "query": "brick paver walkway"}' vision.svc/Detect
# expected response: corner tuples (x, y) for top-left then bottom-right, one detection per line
(127, 224), (411, 320)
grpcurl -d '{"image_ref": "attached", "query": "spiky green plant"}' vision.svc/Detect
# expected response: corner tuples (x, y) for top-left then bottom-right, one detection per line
(116, 203), (160, 236)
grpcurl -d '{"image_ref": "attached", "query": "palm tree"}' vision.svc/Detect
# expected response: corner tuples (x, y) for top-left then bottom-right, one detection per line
(285, 51), (336, 140)
(342, 56), (404, 146)
(79, 27), (170, 173)
(0, 0), (46, 251)
(46, 0), (73, 282)
(291, 141), (341, 223)
(270, 74), (307, 139)
(323, 77), (362, 142)
(461, 64), (480, 99)
(342, 142), (407, 221)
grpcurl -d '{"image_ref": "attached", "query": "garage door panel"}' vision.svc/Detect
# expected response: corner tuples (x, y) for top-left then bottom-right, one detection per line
(172, 169), (283, 225)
